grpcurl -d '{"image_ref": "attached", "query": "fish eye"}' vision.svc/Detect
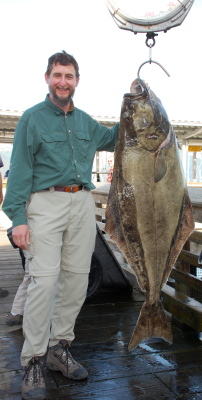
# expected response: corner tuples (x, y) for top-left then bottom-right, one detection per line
(123, 111), (130, 120)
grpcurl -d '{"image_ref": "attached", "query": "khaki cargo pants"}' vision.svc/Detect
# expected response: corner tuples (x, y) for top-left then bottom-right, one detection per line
(21, 188), (96, 366)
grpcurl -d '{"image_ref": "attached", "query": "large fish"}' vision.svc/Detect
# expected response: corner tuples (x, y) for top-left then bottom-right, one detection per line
(105, 78), (194, 351)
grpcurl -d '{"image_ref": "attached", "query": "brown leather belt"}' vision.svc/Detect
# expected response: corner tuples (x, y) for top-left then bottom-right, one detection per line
(45, 185), (83, 193)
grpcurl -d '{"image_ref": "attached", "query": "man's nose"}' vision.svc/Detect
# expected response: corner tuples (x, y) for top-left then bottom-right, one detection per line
(60, 76), (67, 86)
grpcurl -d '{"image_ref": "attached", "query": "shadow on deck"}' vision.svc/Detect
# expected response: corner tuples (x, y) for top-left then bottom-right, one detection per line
(0, 227), (202, 400)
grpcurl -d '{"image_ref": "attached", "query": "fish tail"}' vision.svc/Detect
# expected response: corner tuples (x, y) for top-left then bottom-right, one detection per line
(128, 300), (173, 352)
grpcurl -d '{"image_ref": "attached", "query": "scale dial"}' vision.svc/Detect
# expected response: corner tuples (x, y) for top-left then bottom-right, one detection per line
(110, 1), (186, 22)
(106, 0), (195, 33)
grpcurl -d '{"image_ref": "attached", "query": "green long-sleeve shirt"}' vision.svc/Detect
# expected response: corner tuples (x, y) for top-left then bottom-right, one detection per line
(3, 95), (119, 227)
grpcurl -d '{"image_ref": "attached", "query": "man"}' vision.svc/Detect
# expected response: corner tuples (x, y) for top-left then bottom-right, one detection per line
(5, 252), (29, 325)
(3, 51), (119, 400)
(0, 154), (9, 298)
(0, 154), (4, 206)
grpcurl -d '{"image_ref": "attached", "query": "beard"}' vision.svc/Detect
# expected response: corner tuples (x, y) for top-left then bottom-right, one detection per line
(49, 86), (75, 107)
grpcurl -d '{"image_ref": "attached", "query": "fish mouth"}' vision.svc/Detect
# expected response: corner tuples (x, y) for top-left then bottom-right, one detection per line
(146, 134), (159, 140)
(124, 91), (144, 101)
(124, 81), (146, 99)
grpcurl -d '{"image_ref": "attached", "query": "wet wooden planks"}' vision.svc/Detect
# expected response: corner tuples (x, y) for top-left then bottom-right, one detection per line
(0, 228), (202, 400)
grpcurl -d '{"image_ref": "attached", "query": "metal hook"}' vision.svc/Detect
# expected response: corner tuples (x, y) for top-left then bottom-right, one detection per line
(137, 60), (170, 79)
(145, 32), (158, 48)
(137, 32), (170, 79)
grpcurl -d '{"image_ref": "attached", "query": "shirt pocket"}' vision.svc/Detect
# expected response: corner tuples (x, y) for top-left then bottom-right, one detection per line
(40, 132), (69, 168)
(73, 131), (91, 160)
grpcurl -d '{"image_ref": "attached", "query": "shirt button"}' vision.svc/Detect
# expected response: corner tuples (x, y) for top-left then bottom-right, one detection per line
(68, 130), (71, 133)
(78, 175), (80, 177)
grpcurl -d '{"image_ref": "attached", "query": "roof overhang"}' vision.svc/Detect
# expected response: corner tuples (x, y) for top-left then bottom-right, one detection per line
(0, 110), (202, 146)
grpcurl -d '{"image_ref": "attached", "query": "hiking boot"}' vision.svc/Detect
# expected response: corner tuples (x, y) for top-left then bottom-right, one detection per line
(0, 288), (9, 298)
(46, 339), (88, 380)
(5, 312), (23, 326)
(22, 357), (46, 400)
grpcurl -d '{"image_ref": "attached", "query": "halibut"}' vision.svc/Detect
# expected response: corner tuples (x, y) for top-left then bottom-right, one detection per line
(105, 79), (194, 351)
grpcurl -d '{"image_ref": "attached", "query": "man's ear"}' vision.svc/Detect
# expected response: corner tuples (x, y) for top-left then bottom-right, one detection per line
(44, 73), (49, 84)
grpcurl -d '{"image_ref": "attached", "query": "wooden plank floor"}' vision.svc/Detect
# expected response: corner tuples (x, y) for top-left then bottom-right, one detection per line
(0, 227), (202, 400)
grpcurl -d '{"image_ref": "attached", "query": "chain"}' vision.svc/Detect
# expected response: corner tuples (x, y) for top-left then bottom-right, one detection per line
(145, 32), (158, 62)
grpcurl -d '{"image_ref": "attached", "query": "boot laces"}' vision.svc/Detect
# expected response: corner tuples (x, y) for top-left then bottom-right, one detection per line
(23, 357), (44, 384)
(54, 340), (69, 369)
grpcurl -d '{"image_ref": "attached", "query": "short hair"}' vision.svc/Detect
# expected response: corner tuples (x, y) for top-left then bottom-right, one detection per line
(45, 50), (80, 78)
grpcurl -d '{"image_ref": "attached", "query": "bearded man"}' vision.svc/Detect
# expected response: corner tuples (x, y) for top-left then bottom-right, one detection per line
(3, 50), (119, 400)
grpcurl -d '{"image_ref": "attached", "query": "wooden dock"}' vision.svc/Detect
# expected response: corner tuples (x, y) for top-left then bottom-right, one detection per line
(0, 227), (202, 400)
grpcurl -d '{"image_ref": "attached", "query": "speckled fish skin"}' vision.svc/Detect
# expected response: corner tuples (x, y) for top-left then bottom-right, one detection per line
(105, 78), (194, 351)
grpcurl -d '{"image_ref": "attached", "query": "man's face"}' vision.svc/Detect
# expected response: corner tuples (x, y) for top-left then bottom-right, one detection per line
(45, 63), (79, 107)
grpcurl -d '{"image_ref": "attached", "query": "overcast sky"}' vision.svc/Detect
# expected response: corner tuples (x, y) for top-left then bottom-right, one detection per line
(0, 0), (201, 121)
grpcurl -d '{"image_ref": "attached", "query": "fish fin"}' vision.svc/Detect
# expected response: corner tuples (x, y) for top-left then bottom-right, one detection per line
(106, 176), (137, 265)
(162, 189), (195, 286)
(154, 152), (167, 183)
(128, 300), (173, 352)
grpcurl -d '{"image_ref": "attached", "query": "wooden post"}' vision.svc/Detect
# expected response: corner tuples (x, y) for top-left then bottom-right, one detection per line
(175, 240), (191, 296)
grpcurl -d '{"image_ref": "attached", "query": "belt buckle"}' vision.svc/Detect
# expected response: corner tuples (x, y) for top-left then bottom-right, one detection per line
(67, 186), (76, 193)
(64, 185), (81, 193)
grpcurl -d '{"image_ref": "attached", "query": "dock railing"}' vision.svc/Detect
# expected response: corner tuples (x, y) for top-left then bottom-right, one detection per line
(92, 183), (202, 333)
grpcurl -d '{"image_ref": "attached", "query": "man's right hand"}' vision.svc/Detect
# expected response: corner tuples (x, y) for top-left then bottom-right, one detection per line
(12, 225), (30, 250)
